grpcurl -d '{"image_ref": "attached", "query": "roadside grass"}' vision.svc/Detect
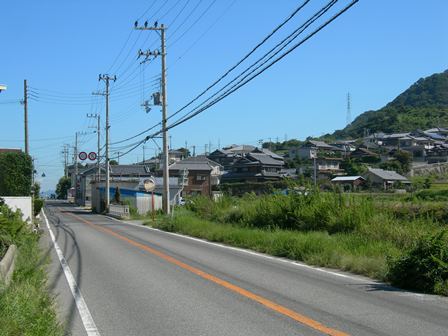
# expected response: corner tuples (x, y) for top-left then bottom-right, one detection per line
(0, 206), (63, 336)
(150, 208), (397, 279)
(147, 192), (448, 295)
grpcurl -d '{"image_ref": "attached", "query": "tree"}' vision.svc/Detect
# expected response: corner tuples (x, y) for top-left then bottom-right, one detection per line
(109, 160), (118, 165)
(55, 176), (71, 199)
(113, 186), (121, 204)
(393, 150), (412, 174)
(340, 158), (365, 176)
(0, 152), (32, 196)
(32, 182), (41, 197)
(380, 150), (412, 175)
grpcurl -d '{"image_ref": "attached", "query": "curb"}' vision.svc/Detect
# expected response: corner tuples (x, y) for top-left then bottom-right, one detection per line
(0, 244), (17, 286)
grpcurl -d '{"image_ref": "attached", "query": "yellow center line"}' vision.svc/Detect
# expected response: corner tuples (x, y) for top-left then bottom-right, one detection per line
(62, 209), (349, 336)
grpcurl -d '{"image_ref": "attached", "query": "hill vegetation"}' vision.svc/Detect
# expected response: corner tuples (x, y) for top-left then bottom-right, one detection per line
(330, 70), (448, 139)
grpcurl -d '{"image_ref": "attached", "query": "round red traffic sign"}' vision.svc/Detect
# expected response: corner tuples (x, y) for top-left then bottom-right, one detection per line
(88, 152), (97, 161)
(78, 151), (87, 160)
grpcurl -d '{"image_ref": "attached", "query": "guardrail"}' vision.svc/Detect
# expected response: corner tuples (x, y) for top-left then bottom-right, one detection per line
(108, 204), (130, 219)
(0, 244), (17, 286)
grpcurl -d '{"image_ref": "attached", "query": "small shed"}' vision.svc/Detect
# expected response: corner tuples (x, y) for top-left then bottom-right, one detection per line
(364, 168), (410, 190)
(331, 176), (365, 191)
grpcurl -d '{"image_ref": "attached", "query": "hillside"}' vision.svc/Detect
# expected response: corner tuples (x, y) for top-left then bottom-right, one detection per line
(331, 70), (448, 139)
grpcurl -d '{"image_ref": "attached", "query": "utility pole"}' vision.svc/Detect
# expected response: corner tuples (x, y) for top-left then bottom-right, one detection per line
(23, 80), (29, 155)
(74, 132), (79, 183)
(62, 144), (69, 177)
(87, 113), (101, 181)
(73, 131), (88, 203)
(135, 21), (170, 214)
(143, 145), (146, 163)
(98, 74), (116, 212)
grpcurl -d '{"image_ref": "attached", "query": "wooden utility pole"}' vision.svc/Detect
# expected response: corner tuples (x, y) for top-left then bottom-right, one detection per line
(87, 113), (101, 181)
(62, 144), (69, 177)
(74, 132), (79, 181)
(23, 79), (29, 155)
(135, 22), (170, 214)
(98, 74), (116, 212)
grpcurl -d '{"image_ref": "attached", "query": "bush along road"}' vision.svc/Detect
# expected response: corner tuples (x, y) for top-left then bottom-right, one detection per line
(150, 192), (448, 296)
(0, 203), (63, 336)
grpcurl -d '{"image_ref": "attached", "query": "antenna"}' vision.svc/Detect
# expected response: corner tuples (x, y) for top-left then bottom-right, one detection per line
(346, 92), (352, 126)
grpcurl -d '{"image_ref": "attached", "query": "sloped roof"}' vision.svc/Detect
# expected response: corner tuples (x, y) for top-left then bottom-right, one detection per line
(381, 133), (410, 139)
(331, 176), (365, 182)
(209, 149), (233, 156)
(247, 153), (284, 166)
(225, 144), (256, 153)
(352, 147), (379, 156)
(308, 140), (333, 148)
(423, 132), (446, 140)
(251, 147), (284, 160)
(109, 165), (152, 176)
(304, 140), (342, 151)
(0, 148), (22, 153)
(424, 127), (448, 133)
(366, 168), (409, 182)
(169, 155), (222, 171)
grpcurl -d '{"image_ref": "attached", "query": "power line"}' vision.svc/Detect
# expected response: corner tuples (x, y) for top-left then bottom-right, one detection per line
(170, 0), (237, 67)
(167, 0), (339, 124)
(169, 0), (311, 120)
(107, 0), (309, 147)
(168, 0), (218, 47)
(167, 0), (358, 132)
(107, 0), (358, 161)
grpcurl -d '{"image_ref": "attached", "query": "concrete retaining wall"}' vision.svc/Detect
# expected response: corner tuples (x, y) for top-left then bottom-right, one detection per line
(0, 244), (17, 286)
(2, 197), (32, 223)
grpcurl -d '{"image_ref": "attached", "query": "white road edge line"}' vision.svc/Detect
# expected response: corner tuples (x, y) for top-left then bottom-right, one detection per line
(107, 217), (439, 300)
(43, 209), (101, 336)
(104, 215), (370, 283)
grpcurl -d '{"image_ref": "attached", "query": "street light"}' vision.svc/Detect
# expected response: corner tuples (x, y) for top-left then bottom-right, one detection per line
(0, 84), (6, 93)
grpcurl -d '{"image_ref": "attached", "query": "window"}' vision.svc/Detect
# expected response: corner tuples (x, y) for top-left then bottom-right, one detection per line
(196, 175), (206, 181)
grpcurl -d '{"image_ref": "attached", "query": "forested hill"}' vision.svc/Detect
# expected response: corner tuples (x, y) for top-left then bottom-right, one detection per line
(330, 70), (448, 139)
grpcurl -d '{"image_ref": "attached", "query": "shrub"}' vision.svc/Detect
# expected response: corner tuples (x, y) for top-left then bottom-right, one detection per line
(33, 198), (44, 216)
(388, 230), (448, 295)
(0, 152), (32, 196)
(186, 192), (372, 234)
(412, 189), (448, 201)
(0, 204), (26, 257)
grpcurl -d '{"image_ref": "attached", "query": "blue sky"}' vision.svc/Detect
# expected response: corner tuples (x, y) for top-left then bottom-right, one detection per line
(1, 0), (447, 191)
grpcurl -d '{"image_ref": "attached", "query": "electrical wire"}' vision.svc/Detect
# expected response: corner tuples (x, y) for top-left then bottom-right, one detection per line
(167, 0), (358, 131)
(166, 0), (338, 122)
(168, 0), (311, 120)
(104, 0), (358, 161)
(168, 0), (218, 47)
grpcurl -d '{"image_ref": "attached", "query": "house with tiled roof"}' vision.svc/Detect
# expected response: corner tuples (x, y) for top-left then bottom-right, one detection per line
(169, 156), (223, 197)
(221, 152), (284, 183)
(289, 140), (342, 160)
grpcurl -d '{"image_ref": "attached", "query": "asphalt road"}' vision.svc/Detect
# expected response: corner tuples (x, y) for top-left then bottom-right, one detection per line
(41, 201), (448, 336)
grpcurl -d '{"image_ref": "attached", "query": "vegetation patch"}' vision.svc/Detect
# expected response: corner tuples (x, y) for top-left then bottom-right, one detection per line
(152, 209), (395, 279)
(0, 204), (63, 335)
(388, 231), (448, 295)
(150, 192), (447, 295)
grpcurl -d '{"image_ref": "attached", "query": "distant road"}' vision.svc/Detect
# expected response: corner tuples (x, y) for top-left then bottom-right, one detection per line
(41, 201), (448, 336)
